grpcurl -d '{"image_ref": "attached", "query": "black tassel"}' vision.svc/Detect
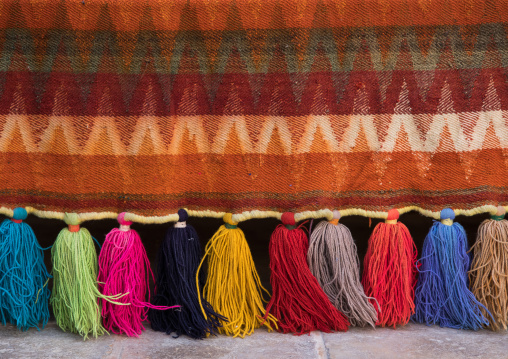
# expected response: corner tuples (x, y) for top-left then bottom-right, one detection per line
(149, 209), (224, 339)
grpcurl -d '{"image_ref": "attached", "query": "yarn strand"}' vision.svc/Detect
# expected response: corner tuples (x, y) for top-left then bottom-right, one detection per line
(265, 212), (350, 334)
(150, 209), (224, 339)
(308, 214), (377, 327)
(362, 209), (418, 328)
(0, 208), (51, 331)
(469, 207), (508, 330)
(197, 214), (276, 338)
(51, 215), (129, 340)
(414, 208), (490, 330)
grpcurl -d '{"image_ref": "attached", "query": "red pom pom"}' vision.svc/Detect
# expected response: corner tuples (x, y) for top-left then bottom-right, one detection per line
(386, 209), (400, 221)
(281, 212), (296, 226)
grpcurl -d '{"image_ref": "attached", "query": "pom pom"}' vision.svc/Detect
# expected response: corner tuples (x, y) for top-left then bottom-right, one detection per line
(197, 214), (276, 337)
(440, 208), (455, 220)
(265, 216), (350, 334)
(63, 212), (80, 226)
(12, 207), (27, 221)
(150, 211), (224, 338)
(490, 206), (506, 221)
(178, 209), (189, 222)
(222, 213), (238, 226)
(414, 216), (490, 330)
(308, 219), (377, 327)
(362, 215), (418, 327)
(117, 212), (133, 226)
(281, 212), (296, 226)
(386, 209), (400, 221)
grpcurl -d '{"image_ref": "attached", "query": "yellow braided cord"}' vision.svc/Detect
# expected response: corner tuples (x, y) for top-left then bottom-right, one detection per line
(441, 219), (454, 226)
(196, 224), (277, 337)
(0, 204), (503, 224)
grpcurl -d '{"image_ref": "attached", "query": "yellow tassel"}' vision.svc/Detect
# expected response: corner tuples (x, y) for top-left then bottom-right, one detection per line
(196, 213), (277, 337)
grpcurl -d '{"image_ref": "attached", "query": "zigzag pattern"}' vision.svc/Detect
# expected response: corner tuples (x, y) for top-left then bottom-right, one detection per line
(2, 70), (508, 115)
(1, 81), (507, 156)
(1, 0), (508, 216)
(2, 24), (508, 116)
(2, 24), (508, 74)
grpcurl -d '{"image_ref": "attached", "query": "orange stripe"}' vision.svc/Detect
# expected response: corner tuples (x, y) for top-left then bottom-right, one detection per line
(0, 150), (506, 195)
(2, 0), (507, 31)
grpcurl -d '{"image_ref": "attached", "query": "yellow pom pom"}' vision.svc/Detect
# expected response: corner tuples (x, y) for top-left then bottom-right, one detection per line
(222, 213), (238, 226)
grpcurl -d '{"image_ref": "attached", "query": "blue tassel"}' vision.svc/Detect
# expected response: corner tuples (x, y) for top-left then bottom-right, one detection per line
(149, 209), (224, 338)
(0, 208), (51, 331)
(413, 208), (491, 330)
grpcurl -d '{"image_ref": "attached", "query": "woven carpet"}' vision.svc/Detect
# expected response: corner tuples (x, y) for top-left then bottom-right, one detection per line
(1, 0), (508, 219)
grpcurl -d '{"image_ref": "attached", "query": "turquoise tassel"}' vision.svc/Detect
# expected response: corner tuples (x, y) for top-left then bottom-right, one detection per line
(0, 208), (51, 331)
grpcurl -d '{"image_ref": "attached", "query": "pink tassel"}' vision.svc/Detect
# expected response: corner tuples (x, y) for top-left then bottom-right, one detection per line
(98, 213), (179, 337)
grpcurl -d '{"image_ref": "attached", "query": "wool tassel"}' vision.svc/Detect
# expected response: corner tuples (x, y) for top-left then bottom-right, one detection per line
(149, 209), (223, 339)
(469, 206), (508, 330)
(413, 208), (490, 329)
(0, 207), (51, 331)
(308, 210), (377, 327)
(362, 209), (418, 328)
(264, 212), (350, 334)
(51, 213), (129, 339)
(196, 213), (276, 337)
(98, 213), (178, 337)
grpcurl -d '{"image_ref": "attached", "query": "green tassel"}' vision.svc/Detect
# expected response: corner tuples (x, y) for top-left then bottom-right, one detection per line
(50, 213), (128, 339)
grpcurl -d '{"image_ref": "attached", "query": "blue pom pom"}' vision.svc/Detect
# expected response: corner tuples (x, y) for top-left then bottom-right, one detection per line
(12, 207), (27, 221)
(440, 208), (455, 220)
(178, 209), (188, 222)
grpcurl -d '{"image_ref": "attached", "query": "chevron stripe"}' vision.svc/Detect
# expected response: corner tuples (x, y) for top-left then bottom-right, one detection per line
(2, 24), (508, 75)
(1, 70), (508, 116)
(0, 110), (506, 156)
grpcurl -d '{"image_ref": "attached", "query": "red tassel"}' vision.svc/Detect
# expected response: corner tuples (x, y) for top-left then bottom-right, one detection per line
(362, 209), (418, 328)
(265, 212), (350, 334)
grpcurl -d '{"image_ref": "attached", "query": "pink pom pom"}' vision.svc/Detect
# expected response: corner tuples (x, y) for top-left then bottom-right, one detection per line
(117, 212), (133, 226)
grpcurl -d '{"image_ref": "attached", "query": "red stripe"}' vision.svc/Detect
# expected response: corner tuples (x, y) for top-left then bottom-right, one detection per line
(1, 69), (507, 116)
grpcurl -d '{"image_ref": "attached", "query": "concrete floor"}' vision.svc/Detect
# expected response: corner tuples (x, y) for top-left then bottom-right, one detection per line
(1, 322), (507, 359)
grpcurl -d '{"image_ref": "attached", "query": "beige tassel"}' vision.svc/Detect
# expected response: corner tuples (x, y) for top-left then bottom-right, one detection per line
(469, 206), (508, 331)
(308, 210), (378, 327)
